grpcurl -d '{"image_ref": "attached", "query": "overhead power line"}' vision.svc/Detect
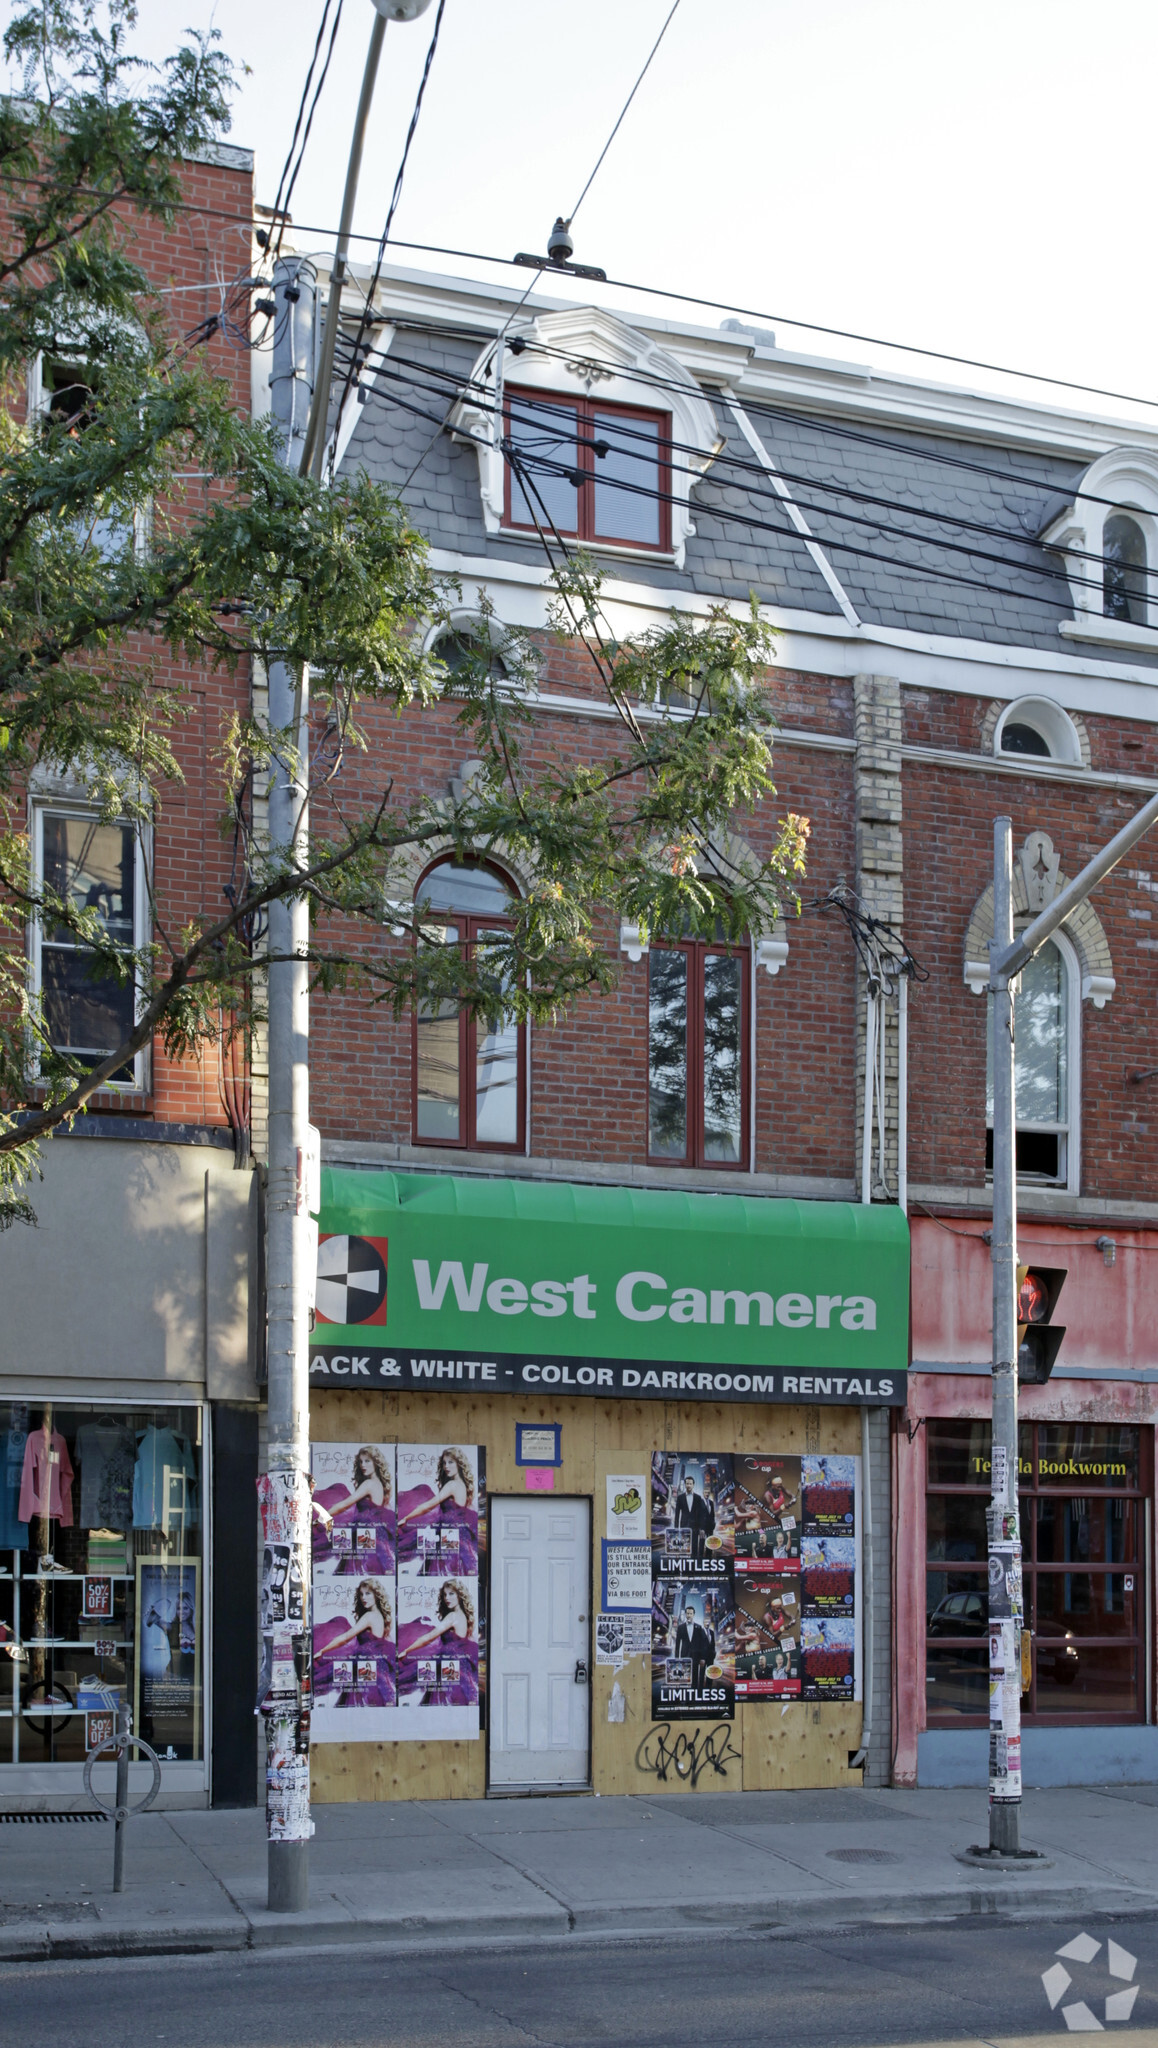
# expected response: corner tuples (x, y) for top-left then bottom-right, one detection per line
(568, 0), (682, 225)
(340, 339), (1142, 601)
(267, 0), (346, 272)
(346, 358), (1097, 616)
(325, 0), (448, 478)
(130, 171), (1158, 421)
(368, 320), (1155, 525)
(267, 224), (1158, 418)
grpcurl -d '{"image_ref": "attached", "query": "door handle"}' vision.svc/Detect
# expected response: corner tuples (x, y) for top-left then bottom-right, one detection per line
(574, 1659), (589, 1685)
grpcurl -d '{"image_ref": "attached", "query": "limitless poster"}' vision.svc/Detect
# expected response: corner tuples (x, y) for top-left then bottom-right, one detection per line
(650, 1452), (734, 1578)
(651, 1570), (735, 1721)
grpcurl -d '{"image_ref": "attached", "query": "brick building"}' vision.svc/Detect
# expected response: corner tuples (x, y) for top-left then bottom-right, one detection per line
(281, 250), (1158, 1801)
(5, 172), (1156, 1810)
(0, 144), (262, 1808)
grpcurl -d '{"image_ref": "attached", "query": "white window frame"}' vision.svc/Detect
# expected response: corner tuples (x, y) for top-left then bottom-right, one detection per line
(1043, 446), (1158, 651)
(27, 351), (151, 562)
(987, 927), (1081, 1194)
(993, 696), (1085, 766)
(28, 799), (151, 1093)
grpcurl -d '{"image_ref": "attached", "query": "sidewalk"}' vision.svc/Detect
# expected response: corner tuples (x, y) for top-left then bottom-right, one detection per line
(3, 1785), (1158, 1963)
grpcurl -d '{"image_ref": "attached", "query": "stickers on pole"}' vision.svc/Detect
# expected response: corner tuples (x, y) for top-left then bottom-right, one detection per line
(310, 1442), (483, 1743)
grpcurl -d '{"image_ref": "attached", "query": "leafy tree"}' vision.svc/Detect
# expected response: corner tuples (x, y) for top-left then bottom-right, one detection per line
(0, 0), (808, 1226)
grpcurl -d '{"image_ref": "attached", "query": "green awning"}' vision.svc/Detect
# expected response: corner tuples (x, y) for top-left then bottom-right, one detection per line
(312, 1169), (909, 1405)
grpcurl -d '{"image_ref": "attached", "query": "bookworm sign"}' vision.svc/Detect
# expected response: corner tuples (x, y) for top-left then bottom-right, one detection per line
(307, 1170), (909, 1408)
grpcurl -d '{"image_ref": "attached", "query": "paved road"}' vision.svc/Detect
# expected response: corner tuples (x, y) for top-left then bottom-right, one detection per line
(2, 1916), (1157, 2046)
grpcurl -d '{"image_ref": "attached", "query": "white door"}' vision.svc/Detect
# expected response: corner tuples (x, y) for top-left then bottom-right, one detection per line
(489, 1496), (591, 1788)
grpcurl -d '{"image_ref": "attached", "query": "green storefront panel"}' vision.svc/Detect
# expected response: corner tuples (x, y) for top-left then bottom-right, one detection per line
(309, 1170), (910, 1406)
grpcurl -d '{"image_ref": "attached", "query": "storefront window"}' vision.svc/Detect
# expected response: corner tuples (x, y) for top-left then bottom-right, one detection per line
(0, 1401), (203, 1767)
(924, 1419), (1146, 1725)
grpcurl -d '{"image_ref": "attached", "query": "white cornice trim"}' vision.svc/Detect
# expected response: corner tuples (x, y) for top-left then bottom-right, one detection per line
(509, 691), (1157, 791)
(426, 548), (1158, 713)
(1060, 616), (1158, 652)
(902, 742), (1158, 794)
(910, 1182), (1158, 1224)
(301, 255), (1158, 463)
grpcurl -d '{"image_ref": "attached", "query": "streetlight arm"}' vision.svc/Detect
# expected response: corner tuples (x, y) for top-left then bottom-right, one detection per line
(993, 786), (1158, 985)
(299, 11), (388, 480)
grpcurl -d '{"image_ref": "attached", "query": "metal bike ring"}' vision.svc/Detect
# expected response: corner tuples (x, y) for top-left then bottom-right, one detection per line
(83, 1731), (163, 1817)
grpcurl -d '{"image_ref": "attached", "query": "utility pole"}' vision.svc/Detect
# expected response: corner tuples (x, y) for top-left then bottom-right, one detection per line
(298, 0), (433, 482)
(986, 789), (1158, 1854)
(259, 0), (432, 1914)
(262, 252), (318, 1912)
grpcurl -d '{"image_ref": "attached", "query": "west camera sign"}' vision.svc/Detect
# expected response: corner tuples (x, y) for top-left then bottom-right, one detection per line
(308, 1169), (910, 1407)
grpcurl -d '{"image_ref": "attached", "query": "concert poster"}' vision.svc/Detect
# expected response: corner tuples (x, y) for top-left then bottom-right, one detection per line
(801, 1454), (857, 1537)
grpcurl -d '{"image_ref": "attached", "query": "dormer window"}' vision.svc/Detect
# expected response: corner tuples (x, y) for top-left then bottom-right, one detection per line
(1041, 448), (1158, 645)
(503, 388), (671, 551)
(1103, 512), (1147, 624)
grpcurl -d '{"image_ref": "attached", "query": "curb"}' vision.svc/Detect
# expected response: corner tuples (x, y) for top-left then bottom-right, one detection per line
(1, 1880), (1154, 1966)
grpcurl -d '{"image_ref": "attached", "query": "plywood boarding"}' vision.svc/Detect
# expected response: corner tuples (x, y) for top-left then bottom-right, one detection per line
(741, 1701), (863, 1790)
(309, 1390), (863, 1801)
(312, 1736), (485, 1803)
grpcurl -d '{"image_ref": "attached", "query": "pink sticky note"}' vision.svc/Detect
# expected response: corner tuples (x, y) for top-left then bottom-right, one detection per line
(525, 1467), (555, 1492)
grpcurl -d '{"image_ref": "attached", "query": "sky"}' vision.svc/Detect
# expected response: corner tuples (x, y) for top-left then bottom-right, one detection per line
(103, 0), (1158, 428)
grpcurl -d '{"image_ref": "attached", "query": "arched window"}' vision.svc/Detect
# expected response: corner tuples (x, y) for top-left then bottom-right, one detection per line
(993, 697), (1084, 764)
(986, 937), (1073, 1185)
(432, 628), (508, 685)
(648, 934), (749, 1169)
(1103, 512), (1148, 625)
(1000, 721), (1051, 758)
(412, 859), (524, 1151)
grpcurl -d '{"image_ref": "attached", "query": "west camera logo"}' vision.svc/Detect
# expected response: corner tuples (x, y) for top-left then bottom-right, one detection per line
(315, 1234), (389, 1327)
(1042, 1932), (1139, 2030)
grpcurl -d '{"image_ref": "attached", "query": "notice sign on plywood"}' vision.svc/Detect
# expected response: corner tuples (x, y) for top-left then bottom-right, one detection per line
(602, 1539), (651, 1612)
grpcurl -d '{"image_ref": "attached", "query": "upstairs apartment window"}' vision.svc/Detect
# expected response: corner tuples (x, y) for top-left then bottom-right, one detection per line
(504, 388), (671, 552)
(37, 352), (140, 559)
(412, 860), (524, 1152)
(648, 937), (749, 1170)
(985, 937), (1073, 1184)
(1103, 512), (1148, 624)
(30, 808), (143, 1087)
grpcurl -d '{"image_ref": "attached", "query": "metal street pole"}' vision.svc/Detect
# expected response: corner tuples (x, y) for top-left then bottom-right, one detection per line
(986, 785), (1158, 1854)
(260, 0), (431, 1911)
(987, 817), (1022, 1851)
(298, 0), (433, 482)
(262, 256), (317, 1912)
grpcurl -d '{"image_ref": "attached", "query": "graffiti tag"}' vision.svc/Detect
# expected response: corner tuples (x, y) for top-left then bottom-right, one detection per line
(635, 1719), (740, 1788)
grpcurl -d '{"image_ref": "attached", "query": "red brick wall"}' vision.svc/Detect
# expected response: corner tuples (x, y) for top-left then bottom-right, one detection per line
(306, 649), (1158, 1208)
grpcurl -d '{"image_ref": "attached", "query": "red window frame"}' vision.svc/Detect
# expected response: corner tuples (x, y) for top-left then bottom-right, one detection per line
(923, 1420), (1151, 1727)
(502, 386), (672, 552)
(646, 939), (750, 1172)
(410, 870), (526, 1155)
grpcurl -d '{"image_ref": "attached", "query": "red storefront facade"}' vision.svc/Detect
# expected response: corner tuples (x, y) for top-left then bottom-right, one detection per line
(897, 1215), (1158, 1785)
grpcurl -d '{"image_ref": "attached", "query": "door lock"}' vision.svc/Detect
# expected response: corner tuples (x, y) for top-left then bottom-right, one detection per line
(574, 1658), (589, 1685)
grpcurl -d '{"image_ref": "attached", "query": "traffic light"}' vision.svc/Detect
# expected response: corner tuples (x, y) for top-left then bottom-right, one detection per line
(1017, 1264), (1066, 1384)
